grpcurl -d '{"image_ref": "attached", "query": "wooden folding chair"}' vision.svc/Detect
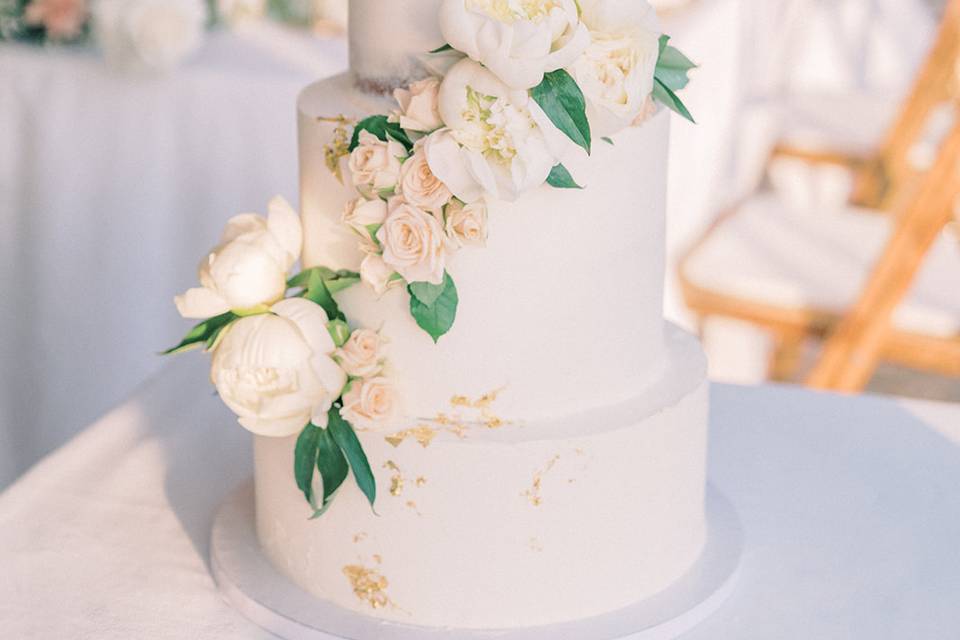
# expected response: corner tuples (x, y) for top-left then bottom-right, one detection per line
(765, 0), (960, 209)
(679, 20), (960, 390)
(807, 122), (960, 391)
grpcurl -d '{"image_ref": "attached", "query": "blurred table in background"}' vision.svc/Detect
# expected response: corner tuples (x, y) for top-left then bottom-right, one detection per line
(0, 26), (347, 488)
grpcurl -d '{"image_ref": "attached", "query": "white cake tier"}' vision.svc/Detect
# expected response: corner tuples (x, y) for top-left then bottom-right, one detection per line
(348, 0), (443, 91)
(299, 74), (671, 422)
(255, 324), (709, 629)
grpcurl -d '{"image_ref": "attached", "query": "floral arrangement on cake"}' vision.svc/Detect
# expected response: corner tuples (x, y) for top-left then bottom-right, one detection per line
(0, 0), (348, 72)
(166, 0), (694, 517)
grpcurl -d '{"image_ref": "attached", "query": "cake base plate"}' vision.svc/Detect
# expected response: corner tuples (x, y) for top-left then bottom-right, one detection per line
(210, 482), (742, 640)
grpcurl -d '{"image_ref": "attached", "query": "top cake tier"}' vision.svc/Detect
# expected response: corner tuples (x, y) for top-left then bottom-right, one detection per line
(349, 0), (445, 93)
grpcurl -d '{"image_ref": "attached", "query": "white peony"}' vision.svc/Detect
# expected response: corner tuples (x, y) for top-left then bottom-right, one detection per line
(391, 77), (444, 133)
(426, 58), (561, 202)
(568, 0), (662, 137)
(397, 146), (453, 213)
(93, 0), (208, 73)
(348, 130), (407, 198)
(340, 377), (399, 428)
(377, 198), (450, 285)
(211, 298), (347, 437)
(335, 329), (386, 378)
(359, 253), (402, 296)
(175, 196), (302, 319)
(439, 0), (589, 90)
(444, 199), (488, 247)
(216, 0), (265, 26)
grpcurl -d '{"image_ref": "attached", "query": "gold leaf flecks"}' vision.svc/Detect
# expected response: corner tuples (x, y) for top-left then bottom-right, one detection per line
(353, 532), (368, 544)
(523, 455), (561, 507)
(318, 115), (353, 184)
(415, 476), (427, 488)
(343, 564), (390, 609)
(384, 425), (438, 449)
(383, 461), (404, 497)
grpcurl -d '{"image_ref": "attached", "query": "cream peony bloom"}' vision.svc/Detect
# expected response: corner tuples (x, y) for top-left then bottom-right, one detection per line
(340, 377), (399, 428)
(398, 147), (453, 213)
(175, 196), (302, 319)
(445, 199), (488, 247)
(426, 58), (561, 202)
(211, 298), (347, 437)
(93, 0), (207, 73)
(568, 0), (662, 137)
(348, 130), (407, 197)
(439, 0), (589, 90)
(335, 329), (386, 378)
(377, 198), (450, 285)
(391, 77), (444, 133)
(359, 253), (402, 296)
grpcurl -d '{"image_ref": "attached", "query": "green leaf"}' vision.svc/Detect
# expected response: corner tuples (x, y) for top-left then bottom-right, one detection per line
(163, 311), (237, 355)
(546, 164), (583, 189)
(408, 272), (459, 343)
(601, 136), (614, 146)
(656, 42), (696, 92)
(304, 269), (343, 321)
(294, 424), (322, 506)
(531, 69), (592, 154)
(653, 78), (695, 123)
(349, 115), (413, 153)
(429, 43), (454, 53)
(408, 279), (445, 306)
(328, 407), (377, 508)
(316, 426), (350, 508)
(289, 267), (360, 294)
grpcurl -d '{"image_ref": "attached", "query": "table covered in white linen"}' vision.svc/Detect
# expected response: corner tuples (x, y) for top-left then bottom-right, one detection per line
(0, 28), (348, 488)
(2, 357), (958, 639)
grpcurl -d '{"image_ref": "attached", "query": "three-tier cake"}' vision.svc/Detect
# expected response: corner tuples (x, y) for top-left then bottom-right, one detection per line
(170, 0), (708, 632)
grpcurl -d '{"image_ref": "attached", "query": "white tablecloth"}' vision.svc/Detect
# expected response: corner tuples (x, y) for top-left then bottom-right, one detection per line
(2, 357), (959, 638)
(0, 28), (348, 488)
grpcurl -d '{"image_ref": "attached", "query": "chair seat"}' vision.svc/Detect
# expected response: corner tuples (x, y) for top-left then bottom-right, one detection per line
(685, 193), (960, 338)
(776, 91), (900, 157)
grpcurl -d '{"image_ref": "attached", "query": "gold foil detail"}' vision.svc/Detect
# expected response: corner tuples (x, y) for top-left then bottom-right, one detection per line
(353, 532), (368, 544)
(523, 455), (561, 507)
(384, 461), (404, 497)
(318, 115), (354, 184)
(415, 476), (427, 488)
(343, 564), (390, 609)
(385, 425), (438, 449)
(405, 500), (423, 516)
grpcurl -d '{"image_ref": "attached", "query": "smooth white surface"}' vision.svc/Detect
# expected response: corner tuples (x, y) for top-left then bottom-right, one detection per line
(684, 193), (960, 337)
(348, 0), (443, 89)
(214, 483), (740, 639)
(256, 327), (708, 628)
(299, 78), (672, 421)
(3, 357), (960, 638)
(0, 30), (348, 488)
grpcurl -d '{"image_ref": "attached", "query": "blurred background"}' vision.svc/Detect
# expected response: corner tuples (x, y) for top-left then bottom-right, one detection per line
(1, 0), (957, 489)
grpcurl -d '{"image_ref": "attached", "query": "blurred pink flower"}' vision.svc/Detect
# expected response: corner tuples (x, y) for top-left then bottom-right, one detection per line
(24, 0), (88, 41)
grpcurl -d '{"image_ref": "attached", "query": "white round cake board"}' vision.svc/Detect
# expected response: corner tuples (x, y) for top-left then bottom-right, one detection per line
(211, 482), (743, 640)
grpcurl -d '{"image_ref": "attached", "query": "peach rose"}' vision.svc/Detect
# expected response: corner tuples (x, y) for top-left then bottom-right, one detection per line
(336, 329), (386, 378)
(340, 377), (399, 428)
(348, 130), (407, 197)
(444, 199), (488, 247)
(377, 199), (449, 285)
(398, 148), (453, 213)
(392, 77), (444, 133)
(24, 0), (88, 41)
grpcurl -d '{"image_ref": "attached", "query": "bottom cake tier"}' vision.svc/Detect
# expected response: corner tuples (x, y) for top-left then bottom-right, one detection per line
(254, 324), (709, 630)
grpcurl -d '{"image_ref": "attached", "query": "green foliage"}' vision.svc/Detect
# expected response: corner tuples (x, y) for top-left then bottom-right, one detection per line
(531, 69), (592, 154)
(408, 272), (459, 342)
(546, 164), (583, 189)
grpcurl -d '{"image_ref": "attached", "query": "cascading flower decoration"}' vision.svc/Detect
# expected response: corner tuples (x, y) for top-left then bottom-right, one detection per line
(166, 197), (398, 517)
(166, 0), (695, 520)
(320, 0), (695, 344)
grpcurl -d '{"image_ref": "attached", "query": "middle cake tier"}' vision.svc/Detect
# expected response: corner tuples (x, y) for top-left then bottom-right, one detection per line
(299, 75), (672, 422)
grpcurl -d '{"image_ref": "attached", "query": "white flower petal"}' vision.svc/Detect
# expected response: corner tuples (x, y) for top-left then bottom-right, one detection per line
(174, 287), (230, 319)
(424, 130), (485, 203)
(272, 297), (335, 355)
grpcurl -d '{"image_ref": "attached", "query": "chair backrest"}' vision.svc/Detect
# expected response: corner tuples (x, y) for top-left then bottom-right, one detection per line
(868, 0), (960, 209)
(807, 107), (960, 392)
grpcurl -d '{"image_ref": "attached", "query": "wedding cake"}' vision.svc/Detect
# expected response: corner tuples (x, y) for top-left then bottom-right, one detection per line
(168, 0), (705, 631)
